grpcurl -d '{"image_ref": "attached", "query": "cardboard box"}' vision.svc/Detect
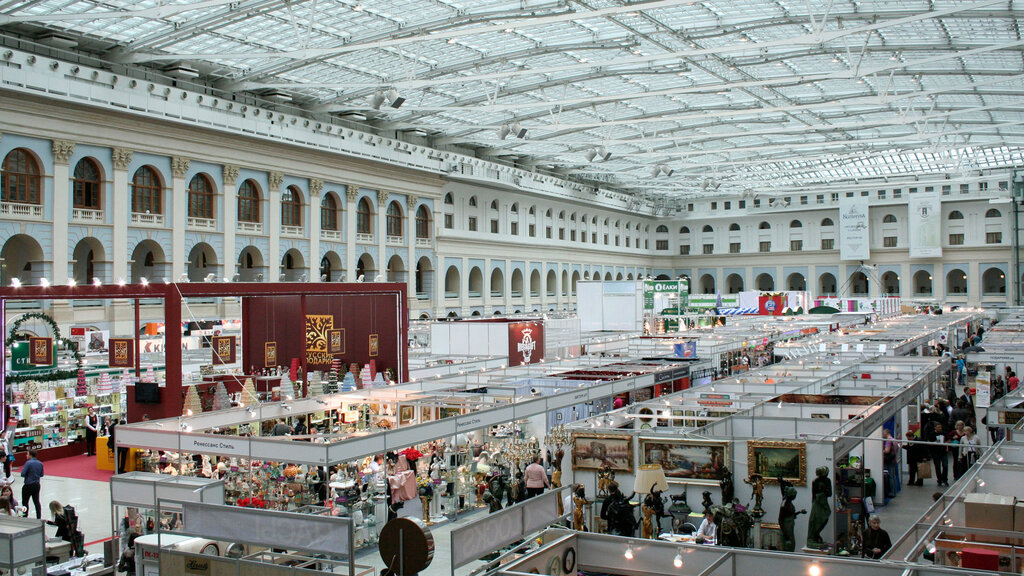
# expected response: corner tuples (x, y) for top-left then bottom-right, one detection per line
(1016, 502), (1024, 532)
(964, 493), (1016, 531)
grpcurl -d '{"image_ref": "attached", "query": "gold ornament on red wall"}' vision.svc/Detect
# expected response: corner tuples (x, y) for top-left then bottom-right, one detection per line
(264, 341), (278, 367)
(368, 333), (379, 357)
(328, 329), (345, 354)
(212, 335), (236, 365)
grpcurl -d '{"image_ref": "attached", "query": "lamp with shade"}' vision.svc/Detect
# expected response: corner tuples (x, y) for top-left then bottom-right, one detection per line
(634, 464), (669, 539)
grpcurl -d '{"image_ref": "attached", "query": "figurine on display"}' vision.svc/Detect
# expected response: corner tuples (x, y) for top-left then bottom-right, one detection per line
(719, 466), (734, 504)
(572, 484), (590, 531)
(744, 473), (766, 518)
(597, 463), (615, 497)
(710, 501), (753, 548)
(551, 446), (565, 488)
(599, 481), (637, 537)
(640, 500), (655, 539)
(806, 466), (833, 549)
(777, 476), (806, 552)
(701, 490), (715, 515)
(645, 485), (672, 534)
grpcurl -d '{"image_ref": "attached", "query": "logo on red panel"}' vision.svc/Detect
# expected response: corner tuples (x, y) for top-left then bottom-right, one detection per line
(518, 328), (537, 363)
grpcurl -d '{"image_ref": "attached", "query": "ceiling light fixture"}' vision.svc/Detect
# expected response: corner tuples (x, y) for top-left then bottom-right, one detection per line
(584, 146), (612, 162)
(650, 164), (674, 177)
(370, 87), (405, 110)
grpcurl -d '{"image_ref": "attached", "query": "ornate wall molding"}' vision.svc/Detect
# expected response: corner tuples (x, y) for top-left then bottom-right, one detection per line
(112, 147), (133, 170)
(346, 184), (359, 201)
(309, 178), (324, 197)
(52, 140), (76, 165)
(223, 164), (240, 186)
(171, 156), (191, 178)
(268, 171), (284, 190)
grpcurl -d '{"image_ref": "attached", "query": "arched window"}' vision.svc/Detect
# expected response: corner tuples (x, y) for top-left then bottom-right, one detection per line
(790, 220), (803, 228)
(758, 221), (771, 230)
(72, 157), (101, 210)
(547, 209), (554, 218)
(490, 200), (499, 210)
(131, 166), (162, 214)
(386, 201), (403, 236)
(511, 203), (518, 214)
(281, 186), (302, 227)
(529, 205), (536, 216)
(679, 226), (690, 234)
(558, 210), (565, 220)
(237, 180), (261, 223)
(702, 225), (713, 233)
(468, 196), (477, 207)
(321, 194), (338, 231)
(444, 193), (454, 205)
(656, 225), (669, 233)
(821, 218), (834, 226)
(357, 197), (373, 234)
(729, 223), (740, 231)
(948, 210), (964, 220)
(882, 214), (897, 223)
(986, 208), (1002, 218)
(1, 149), (41, 204)
(416, 205), (431, 238)
(187, 173), (214, 219)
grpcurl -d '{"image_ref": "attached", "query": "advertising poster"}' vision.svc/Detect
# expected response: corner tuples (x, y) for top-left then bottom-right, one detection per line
(508, 321), (544, 365)
(839, 196), (870, 261)
(264, 342), (277, 367)
(29, 337), (53, 365)
(108, 338), (135, 368)
(909, 192), (942, 258)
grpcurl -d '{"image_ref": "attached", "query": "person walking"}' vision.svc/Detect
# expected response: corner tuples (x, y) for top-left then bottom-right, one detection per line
(112, 417), (129, 474)
(922, 420), (949, 487)
(523, 456), (549, 499)
(84, 407), (100, 456)
(903, 431), (926, 486)
(20, 450), (43, 518)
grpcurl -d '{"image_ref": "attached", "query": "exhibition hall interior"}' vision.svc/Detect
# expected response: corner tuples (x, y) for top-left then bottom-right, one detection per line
(2, 1), (1024, 575)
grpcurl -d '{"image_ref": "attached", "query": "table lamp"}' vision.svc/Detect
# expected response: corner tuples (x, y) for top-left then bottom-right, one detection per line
(634, 464), (669, 539)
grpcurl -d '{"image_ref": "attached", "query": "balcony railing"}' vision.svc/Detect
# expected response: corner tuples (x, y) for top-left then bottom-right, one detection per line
(282, 225), (304, 237)
(238, 221), (263, 234)
(131, 212), (165, 226)
(73, 208), (103, 222)
(188, 217), (216, 230)
(356, 233), (375, 243)
(415, 237), (432, 248)
(321, 229), (342, 242)
(1, 202), (43, 218)
(386, 235), (404, 246)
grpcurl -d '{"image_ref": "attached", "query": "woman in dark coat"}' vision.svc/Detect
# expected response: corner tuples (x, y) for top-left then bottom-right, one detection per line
(862, 514), (892, 559)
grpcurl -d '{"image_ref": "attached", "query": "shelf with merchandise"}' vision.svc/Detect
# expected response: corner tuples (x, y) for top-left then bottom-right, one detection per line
(8, 391), (124, 454)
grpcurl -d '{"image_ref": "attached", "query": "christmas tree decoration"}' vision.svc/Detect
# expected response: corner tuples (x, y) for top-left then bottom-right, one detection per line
(359, 365), (371, 389)
(211, 382), (230, 411)
(308, 371), (324, 397)
(97, 372), (113, 395)
(341, 372), (356, 392)
(182, 386), (203, 416)
(240, 378), (259, 406)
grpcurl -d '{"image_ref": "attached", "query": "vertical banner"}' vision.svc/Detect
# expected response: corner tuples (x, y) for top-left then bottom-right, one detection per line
(29, 337), (53, 365)
(108, 338), (135, 368)
(508, 321), (544, 365)
(368, 334), (379, 357)
(328, 329), (345, 354)
(839, 196), (870, 261)
(264, 342), (277, 367)
(908, 192), (942, 258)
(211, 335), (236, 365)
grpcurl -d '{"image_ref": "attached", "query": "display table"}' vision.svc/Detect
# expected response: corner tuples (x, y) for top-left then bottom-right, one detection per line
(659, 532), (715, 545)
(96, 437), (114, 471)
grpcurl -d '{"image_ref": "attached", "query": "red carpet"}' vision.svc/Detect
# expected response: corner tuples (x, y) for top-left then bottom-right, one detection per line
(33, 454), (113, 482)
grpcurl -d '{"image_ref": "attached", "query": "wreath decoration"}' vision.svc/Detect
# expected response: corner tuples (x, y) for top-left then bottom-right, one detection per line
(6, 312), (84, 384)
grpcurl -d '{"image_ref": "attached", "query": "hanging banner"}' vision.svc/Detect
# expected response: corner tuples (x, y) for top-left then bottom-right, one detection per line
(908, 192), (942, 258)
(328, 329), (345, 354)
(508, 321), (544, 365)
(211, 335), (236, 365)
(29, 337), (53, 365)
(839, 197), (870, 261)
(108, 338), (135, 368)
(264, 341), (278, 368)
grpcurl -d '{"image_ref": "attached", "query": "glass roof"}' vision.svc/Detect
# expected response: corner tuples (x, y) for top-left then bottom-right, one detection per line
(3, 0), (1023, 198)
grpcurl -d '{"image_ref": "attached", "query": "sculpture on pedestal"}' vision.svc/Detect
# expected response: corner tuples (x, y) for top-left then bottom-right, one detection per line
(597, 463), (615, 497)
(719, 465), (735, 504)
(744, 472), (766, 519)
(572, 484), (590, 531)
(806, 466), (833, 549)
(777, 475), (806, 552)
(599, 481), (636, 537)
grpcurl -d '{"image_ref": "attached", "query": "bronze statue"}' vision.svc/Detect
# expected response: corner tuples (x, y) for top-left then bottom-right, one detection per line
(551, 447), (565, 488)
(597, 463), (615, 497)
(701, 490), (715, 515)
(744, 472), (765, 518)
(572, 484), (590, 531)
(719, 465), (734, 504)
(806, 466), (832, 549)
(778, 476), (806, 552)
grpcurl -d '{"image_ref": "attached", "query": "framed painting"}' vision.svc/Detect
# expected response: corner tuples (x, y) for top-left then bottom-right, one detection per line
(264, 341), (278, 367)
(570, 433), (633, 473)
(399, 405), (415, 425)
(328, 329), (345, 354)
(747, 441), (807, 486)
(638, 438), (729, 485)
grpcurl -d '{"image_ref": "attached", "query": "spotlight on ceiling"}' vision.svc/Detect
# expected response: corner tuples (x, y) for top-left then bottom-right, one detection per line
(511, 121), (527, 139)
(385, 87), (405, 108)
(650, 164), (674, 177)
(370, 88), (405, 110)
(585, 146), (612, 162)
(497, 124), (512, 140)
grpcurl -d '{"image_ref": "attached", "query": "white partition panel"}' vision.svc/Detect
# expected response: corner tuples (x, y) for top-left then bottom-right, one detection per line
(180, 501), (352, 555)
(577, 282), (604, 331)
(489, 323), (507, 355)
(430, 323), (451, 354)
(451, 506), (523, 569)
(249, 437), (327, 464)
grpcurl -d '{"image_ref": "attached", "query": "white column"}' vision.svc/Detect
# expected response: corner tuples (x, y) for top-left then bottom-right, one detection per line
(406, 195), (417, 296)
(483, 257), (492, 311)
(309, 178), (323, 282)
(346, 185), (358, 280)
(51, 140), (74, 285)
(171, 156), (189, 280)
(377, 190), (389, 280)
(222, 165), (239, 280)
(268, 171), (283, 281)
(505, 258), (512, 310)
(111, 148), (132, 283)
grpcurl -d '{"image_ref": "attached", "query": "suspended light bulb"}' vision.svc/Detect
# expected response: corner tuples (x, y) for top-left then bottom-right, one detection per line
(808, 564), (821, 576)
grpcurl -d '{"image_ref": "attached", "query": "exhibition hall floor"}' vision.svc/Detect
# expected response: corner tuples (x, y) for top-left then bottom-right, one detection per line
(34, 464), (940, 575)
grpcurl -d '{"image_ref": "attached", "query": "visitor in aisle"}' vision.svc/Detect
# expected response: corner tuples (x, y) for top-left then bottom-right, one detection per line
(695, 512), (717, 544)
(293, 417), (307, 436)
(903, 431), (925, 486)
(85, 406), (100, 456)
(1008, 371), (1019, 392)
(0, 483), (20, 513)
(117, 533), (138, 575)
(0, 451), (10, 481)
(112, 417), (129, 473)
(20, 449), (43, 518)
(881, 429), (899, 498)
(271, 419), (292, 436)
(921, 420), (949, 487)
(957, 426), (979, 475)
(862, 515), (892, 559)
(524, 456), (549, 499)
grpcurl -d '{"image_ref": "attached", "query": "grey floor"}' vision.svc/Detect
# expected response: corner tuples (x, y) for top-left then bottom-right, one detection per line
(41, 469), (940, 575)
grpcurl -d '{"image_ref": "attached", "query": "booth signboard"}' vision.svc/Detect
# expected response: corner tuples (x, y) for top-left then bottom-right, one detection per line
(508, 321), (544, 365)
(211, 336), (236, 365)
(328, 329), (345, 354)
(975, 370), (991, 408)
(643, 280), (689, 310)
(109, 338), (135, 368)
